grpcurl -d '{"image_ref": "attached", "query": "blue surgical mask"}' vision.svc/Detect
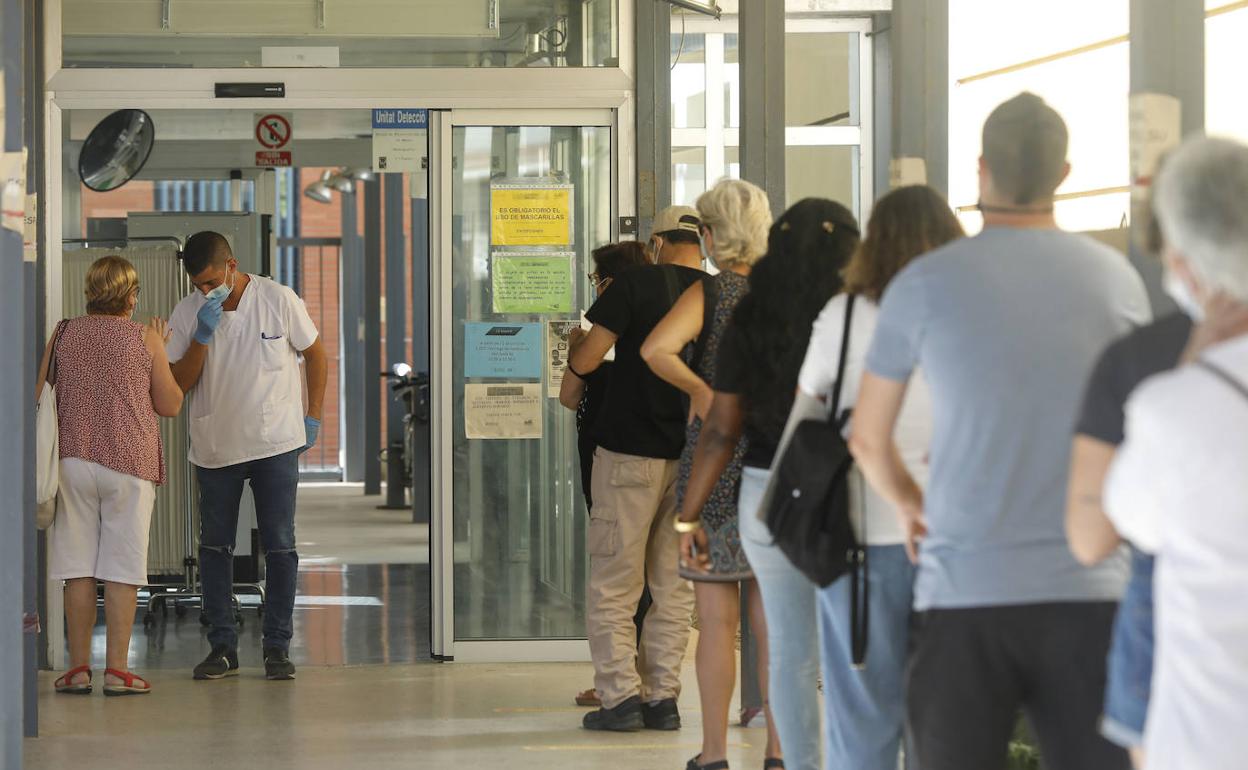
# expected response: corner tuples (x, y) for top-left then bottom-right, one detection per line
(698, 235), (713, 267)
(1163, 271), (1204, 322)
(205, 269), (236, 302)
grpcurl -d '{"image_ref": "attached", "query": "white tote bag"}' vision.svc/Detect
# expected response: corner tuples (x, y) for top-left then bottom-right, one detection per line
(35, 321), (66, 529)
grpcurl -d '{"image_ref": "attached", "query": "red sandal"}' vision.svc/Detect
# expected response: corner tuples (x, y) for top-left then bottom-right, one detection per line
(54, 665), (93, 695)
(103, 668), (151, 697)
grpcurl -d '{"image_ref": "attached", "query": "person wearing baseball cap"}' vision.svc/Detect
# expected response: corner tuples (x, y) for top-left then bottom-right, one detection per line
(559, 205), (705, 732)
(645, 205), (704, 265)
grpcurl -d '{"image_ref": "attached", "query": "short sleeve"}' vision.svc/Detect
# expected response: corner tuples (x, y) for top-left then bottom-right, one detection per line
(281, 286), (319, 351)
(1104, 386), (1169, 553)
(1075, 340), (1127, 444)
(713, 323), (749, 394)
(866, 267), (926, 382)
(165, 295), (197, 362)
(585, 273), (632, 336)
(797, 296), (845, 397)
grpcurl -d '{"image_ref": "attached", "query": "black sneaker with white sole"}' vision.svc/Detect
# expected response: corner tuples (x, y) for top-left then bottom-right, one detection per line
(193, 644), (239, 680)
(264, 648), (296, 680)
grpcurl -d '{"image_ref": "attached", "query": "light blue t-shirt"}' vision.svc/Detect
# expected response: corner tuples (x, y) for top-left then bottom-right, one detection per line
(867, 228), (1151, 611)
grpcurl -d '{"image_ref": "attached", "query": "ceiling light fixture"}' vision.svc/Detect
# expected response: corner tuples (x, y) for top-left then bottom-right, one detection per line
(665, 0), (722, 19)
(303, 170), (335, 203)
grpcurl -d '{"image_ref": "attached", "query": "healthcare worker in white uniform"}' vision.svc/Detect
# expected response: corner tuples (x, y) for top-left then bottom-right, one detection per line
(167, 231), (328, 682)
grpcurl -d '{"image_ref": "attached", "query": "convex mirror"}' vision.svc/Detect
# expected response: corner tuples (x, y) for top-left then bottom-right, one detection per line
(78, 109), (155, 193)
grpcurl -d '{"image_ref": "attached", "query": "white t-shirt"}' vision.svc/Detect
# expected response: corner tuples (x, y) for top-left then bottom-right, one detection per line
(797, 294), (932, 545)
(1105, 335), (1248, 770)
(167, 274), (319, 469)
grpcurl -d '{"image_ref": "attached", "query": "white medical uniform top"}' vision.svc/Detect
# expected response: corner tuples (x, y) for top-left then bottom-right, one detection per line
(167, 274), (319, 469)
(1105, 335), (1248, 770)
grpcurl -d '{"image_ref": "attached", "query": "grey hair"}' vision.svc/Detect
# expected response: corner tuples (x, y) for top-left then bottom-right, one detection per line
(695, 178), (773, 268)
(1154, 135), (1248, 302)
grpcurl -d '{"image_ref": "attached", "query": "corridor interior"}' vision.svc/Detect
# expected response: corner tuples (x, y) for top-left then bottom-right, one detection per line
(26, 484), (755, 770)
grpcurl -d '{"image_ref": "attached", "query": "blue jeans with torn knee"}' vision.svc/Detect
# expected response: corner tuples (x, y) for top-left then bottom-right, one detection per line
(196, 449), (300, 652)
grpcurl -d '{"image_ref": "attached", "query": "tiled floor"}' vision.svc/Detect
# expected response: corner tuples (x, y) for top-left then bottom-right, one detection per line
(26, 655), (757, 770)
(28, 484), (771, 769)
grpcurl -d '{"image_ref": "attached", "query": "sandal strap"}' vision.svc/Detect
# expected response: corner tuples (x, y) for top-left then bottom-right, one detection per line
(104, 668), (149, 689)
(764, 760), (785, 770)
(56, 665), (92, 685)
(688, 758), (730, 770)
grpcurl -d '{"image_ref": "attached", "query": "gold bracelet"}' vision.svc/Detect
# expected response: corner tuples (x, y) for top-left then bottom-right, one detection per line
(673, 518), (702, 534)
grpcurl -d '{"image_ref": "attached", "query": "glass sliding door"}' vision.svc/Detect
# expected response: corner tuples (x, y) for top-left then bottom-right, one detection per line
(432, 110), (613, 660)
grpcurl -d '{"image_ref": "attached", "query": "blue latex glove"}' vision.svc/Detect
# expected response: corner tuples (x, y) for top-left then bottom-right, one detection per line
(301, 416), (321, 454)
(193, 293), (226, 345)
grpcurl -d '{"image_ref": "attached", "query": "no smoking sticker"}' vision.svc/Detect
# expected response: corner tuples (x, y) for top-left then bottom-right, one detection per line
(255, 112), (293, 166)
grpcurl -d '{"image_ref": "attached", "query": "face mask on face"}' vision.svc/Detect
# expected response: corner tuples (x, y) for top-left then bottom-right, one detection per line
(205, 267), (236, 302)
(1163, 271), (1205, 322)
(698, 235), (713, 267)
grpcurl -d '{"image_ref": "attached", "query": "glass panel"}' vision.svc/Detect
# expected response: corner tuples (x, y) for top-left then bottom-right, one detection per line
(786, 32), (855, 127)
(672, 146), (707, 207)
(451, 124), (612, 640)
(786, 145), (856, 211)
(671, 32), (708, 129)
(725, 33), (741, 129)
(62, 0), (618, 68)
(725, 146), (740, 180)
(1207, 6), (1248, 141)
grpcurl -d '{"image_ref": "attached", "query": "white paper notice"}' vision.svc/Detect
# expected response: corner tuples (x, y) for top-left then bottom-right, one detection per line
(1129, 93), (1182, 201)
(23, 193), (37, 262)
(372, 109), (428, 173)
(0, 148), (27, 235)
(547, 320), (580, 398)
(889, 157), (928, 189)
(464, 383), (543, 440)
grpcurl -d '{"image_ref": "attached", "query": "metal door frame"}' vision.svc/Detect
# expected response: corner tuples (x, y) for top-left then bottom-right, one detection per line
(432, 108), (616, 663)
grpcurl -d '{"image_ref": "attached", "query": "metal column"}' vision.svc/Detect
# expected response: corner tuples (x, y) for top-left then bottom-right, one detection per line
(382, 173), (407, 508)
(1129, 0), (1205, 314)
(363, 177), (383, 496)
(410, 175), (431, 526)
(890, 0), (949, 196)
(635, 0), (672, 237)
(1, 0), (29, 760)
(740, 0), (786, 216)
(341, 192), (365, 483)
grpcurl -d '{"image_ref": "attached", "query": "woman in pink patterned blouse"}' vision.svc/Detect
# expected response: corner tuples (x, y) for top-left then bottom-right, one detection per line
(36, 256), (183, 696)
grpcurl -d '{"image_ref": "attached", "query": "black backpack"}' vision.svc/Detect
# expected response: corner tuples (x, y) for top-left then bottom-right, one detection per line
(765, 294), (869, 666)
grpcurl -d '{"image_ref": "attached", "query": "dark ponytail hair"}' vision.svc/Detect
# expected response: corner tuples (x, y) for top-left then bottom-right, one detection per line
(730, 198), (860, 450)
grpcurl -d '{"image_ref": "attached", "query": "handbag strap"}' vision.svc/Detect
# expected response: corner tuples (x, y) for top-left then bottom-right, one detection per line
(829, 294), (857, 419)
(829, 293), (866, 667)
(47, 319), (69, 387)
(1197, 358), (1248, 403)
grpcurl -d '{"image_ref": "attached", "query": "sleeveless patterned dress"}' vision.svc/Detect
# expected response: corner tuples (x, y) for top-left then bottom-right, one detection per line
(676, 271), (751, 582)
(55, 315), (166, 485)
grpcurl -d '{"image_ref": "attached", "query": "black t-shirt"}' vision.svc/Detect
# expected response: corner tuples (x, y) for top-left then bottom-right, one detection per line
(1076, 312), (1192, 445)
(715, 322), (787, 469)
(586, 264), (704, 459)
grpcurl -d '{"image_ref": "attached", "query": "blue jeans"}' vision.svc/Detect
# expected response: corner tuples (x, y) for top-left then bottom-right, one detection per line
(738, 466), (821, 770)
(196, 450), (300, 651)
(1101, 547), (1155, 748)
(818, 544), (915, 770)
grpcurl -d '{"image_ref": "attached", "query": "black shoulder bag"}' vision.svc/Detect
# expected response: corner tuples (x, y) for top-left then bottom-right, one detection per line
(765, 294), (870, 666)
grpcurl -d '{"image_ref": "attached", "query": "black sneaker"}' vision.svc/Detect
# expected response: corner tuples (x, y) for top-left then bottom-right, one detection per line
(582, 694), (644, 732)
(263, 647), (296, 681)
(642, 697), (681, 730)
(193, 645), (239, 680)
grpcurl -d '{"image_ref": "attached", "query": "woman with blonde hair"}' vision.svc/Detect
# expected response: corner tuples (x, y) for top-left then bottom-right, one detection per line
(642, 178), (780, 770)
(36, 255), (183, 696)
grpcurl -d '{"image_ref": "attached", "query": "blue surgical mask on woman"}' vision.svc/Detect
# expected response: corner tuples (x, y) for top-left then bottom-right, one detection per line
(1163, 270), (1204, 322)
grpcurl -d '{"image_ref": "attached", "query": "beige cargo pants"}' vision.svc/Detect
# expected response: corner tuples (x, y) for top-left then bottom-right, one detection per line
(586, 447), (694, 710)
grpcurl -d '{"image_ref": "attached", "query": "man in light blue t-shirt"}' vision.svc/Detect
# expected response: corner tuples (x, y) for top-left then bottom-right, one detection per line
(850, 93), (1148, 770)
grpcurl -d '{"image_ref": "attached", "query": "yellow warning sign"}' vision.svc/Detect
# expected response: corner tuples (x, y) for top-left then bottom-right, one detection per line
(491, 186), (573, 247)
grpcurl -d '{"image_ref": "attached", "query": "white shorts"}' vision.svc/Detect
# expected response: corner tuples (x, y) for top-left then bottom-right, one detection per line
(50, 458), (156, 587)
